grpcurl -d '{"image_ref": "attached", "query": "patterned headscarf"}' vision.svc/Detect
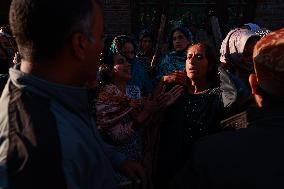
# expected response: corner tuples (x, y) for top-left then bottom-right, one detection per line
(220, 28), (259, 66)
(109, 35), (138, 59)
(253, 28), (284, 97)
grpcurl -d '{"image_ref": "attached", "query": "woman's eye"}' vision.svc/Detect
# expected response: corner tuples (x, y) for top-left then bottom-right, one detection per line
(197, 55), (203, 60)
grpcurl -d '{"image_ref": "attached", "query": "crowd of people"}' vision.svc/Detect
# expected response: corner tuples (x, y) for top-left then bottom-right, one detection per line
(0, 0), (284, 189)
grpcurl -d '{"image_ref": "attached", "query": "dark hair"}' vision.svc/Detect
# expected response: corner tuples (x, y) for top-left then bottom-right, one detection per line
(256, 84), (284, 104)
(187, 43), (220, 86)
(9, 0), (101, 62)
(139, 29), (153, 43)
(169, 27), (192, 51)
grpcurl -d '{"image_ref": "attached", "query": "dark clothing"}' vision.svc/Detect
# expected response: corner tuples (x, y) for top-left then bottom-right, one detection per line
(0, 74), (8, 95)
(174, 105), (284, 189)
(2, 81), (68, 189)
(136, 51), (154, 72)
(155, 67), (239, 188)
(155, 89), (223, 189)
(0, 68), (124, 189)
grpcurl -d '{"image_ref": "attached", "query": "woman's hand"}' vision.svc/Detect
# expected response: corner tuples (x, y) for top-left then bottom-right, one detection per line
(162, 71), (188, 86)
(133, 84), (184, 125)
(156, 85), (184, 107)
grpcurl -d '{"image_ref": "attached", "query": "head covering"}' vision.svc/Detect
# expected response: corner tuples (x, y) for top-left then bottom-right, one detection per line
(244, 23), (272, 38)
(253, 28), (284, 97)
(109, 35), (138, 59)
(244, 23), (262, 33)
(220, 28), (259, 65)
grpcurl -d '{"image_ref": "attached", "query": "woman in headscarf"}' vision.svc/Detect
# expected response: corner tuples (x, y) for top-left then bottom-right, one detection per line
(155, 42), (240, 189)
(136, 29), (154, 75)
(110, 35), (153, 96)
(95, 49), (183, 188)
(155, 26), (193, 80)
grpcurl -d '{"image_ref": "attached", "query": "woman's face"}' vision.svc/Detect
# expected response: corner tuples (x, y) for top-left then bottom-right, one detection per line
(112, 54), (131, 81)
(186, 45), (209, 80)
(172, 31), (190, 52)
(121, 42), (135, 59)
(141, 36), (153, 53)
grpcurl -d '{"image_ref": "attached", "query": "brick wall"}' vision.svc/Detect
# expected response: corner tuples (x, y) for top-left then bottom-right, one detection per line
(254, 0), (284, 30)
(103, 0), (132, 37)
(1, 0), (283, 33)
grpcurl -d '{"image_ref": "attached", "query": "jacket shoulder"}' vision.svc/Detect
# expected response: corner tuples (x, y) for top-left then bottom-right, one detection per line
(3, 82), (68, 189)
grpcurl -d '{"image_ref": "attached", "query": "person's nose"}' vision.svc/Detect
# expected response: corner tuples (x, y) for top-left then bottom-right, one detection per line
(187, 56), (196, 65)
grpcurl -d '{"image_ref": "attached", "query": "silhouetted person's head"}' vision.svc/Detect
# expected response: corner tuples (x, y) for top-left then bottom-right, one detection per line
(249, 28), (284, 107)
(9, 0), (104, 85)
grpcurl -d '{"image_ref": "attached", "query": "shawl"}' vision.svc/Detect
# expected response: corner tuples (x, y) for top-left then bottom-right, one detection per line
(96, 84), (142, 143)
(156, 51), (187, 79)
(220, 28), (258, 65)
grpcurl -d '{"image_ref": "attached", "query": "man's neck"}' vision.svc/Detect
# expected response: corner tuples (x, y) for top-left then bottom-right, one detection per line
(20, 59), (86, 87)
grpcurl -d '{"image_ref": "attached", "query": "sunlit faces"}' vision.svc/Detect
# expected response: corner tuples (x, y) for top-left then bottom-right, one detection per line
(121, 42), (135, 59)
(141, 36), (152, 53)
(186, 44), (208, 80)
(112, 54), (131, 81)
(173, 31), (190, 52)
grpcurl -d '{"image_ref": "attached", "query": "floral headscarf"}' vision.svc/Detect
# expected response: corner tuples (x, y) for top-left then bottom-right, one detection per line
(109, 35), (138, 59)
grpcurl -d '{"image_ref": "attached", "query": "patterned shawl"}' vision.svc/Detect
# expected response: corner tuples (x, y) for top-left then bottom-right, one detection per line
(96, 84), (142, 143)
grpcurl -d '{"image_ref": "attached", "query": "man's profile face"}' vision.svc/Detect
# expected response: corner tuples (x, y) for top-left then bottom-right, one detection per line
(84, 0), (104, 80)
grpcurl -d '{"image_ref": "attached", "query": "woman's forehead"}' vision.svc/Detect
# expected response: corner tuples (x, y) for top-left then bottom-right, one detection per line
(173, 30), (185, 37)
(188, 44), (205, 53)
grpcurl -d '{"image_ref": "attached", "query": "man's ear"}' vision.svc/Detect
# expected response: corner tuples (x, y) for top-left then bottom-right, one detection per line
(249, 73), (259, 95)
(71, 32), (88, 60)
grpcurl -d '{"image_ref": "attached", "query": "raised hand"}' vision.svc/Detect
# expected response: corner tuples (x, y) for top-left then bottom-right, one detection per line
(156, 85), (184, 107)
(162, 71), (188, 87)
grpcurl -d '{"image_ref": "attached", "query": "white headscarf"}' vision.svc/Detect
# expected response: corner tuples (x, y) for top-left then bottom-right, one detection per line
(220, 28), (258, 65)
